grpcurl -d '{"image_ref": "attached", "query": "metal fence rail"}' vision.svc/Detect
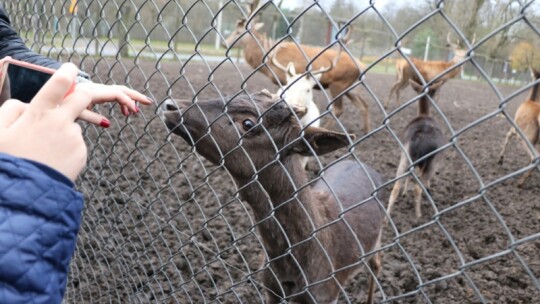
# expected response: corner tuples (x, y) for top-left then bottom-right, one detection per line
(5, 0), (540, 303)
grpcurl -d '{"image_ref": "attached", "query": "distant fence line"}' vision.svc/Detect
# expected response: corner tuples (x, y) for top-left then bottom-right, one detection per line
(4, 0), (539, 303)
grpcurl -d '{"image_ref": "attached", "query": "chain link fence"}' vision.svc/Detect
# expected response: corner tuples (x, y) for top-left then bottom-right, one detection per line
(4, 0), (540, 303)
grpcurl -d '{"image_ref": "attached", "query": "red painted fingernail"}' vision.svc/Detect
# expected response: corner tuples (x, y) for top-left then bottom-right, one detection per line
(135, 106), (140, 113)
(100, 118), (110, 128)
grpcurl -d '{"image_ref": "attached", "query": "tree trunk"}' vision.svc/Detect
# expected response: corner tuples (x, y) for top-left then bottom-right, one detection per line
(117, 5), (132, 58)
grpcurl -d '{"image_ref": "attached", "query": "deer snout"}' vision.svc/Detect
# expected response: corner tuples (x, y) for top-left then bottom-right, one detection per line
(159, 99), (185, 135)
(159, 98), (180, 113)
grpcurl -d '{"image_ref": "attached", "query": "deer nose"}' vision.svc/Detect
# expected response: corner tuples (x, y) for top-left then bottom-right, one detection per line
(159, 99), (180, 113)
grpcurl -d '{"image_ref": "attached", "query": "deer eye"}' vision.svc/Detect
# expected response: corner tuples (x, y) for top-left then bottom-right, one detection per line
(242, 119), (255, 131)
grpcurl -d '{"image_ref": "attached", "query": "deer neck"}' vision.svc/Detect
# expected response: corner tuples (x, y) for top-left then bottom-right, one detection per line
(243, 31), (271, 68)
(418, 96), (431, 116)
(529, 80), (540, 103)
(444, 53), (464, 78)
(236, 155), (320, 256)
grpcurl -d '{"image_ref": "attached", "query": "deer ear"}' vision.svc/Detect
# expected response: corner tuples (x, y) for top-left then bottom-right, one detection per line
(253, 22), (264, 31)
(286, 62), (296, 78)
(293, 126), (355, 156)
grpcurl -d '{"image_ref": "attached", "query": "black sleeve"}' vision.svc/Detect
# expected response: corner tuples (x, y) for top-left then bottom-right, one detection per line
(0, 6), (61, 69)
(0, 6), (89, 103)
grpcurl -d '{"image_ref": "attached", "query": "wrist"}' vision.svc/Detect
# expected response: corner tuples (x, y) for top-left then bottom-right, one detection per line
(22, 158), (75, 188)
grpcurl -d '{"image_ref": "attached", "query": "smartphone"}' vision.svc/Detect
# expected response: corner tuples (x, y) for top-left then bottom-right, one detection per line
(0, 56), (63, 104)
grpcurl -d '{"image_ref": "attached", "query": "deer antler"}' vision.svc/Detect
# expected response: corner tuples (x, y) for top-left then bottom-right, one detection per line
(245, 0), (262, 17)
(320, 25), (353, 74)
(270, 43), (289, 73)
(446, 32), (461, 49)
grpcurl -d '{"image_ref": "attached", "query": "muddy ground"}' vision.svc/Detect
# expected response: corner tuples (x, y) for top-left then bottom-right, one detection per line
(64, 58), (539, 303)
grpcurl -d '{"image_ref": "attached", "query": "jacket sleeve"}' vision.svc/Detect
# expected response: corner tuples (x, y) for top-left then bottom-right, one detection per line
(0, 5), (90, 103)
(0, 6), (60, 69)
(0, 153), (84, 304)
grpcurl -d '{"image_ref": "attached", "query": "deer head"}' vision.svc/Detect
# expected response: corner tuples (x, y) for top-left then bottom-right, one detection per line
(159, 91), (352, 179)
(271, 50), (328, 108)
(223, 19), (265, 48)
(222, 0), (264, 48)
(446, 32), (475, 62)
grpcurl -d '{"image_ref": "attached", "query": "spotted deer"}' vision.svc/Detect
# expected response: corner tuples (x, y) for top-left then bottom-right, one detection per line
(160, 91), (383, 303)
(387, 80), (446, 219)
(498, 68), (540, 186)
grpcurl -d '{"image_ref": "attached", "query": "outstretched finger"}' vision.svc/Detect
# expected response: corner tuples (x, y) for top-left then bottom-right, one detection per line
(0, 99), (28, 131)
(78, 110), (111, 128)
(119, 85), (153, 105)
(60, 85), (93, 120)
(30, 63), (79, 111)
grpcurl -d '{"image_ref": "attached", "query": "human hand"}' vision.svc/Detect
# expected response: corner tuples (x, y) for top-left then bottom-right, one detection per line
(77, 81), (153, 117)
(0, 63), (98, 181)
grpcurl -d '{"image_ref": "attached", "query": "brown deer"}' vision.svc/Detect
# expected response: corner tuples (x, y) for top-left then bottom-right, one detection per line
(384, 33), (473, 109)
(223, 1), (371, 133)
(387, 79), (446, 219)
(160, 91), (383, 303)
(498, 68), (540, 186)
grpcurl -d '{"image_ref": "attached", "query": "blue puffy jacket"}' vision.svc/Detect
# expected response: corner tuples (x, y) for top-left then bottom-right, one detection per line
(0, 153), (84, 304)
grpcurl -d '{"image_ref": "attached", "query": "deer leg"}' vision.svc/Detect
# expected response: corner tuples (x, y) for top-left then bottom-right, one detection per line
(517, 142), (538, 187)
(516, 121), (539, 187)
(384, 78), (408, 109)
(386, 152), (408, 223)
(401, 176), (410, 197)
(346, 91), (371, 133)
(366, 252), (382, 304)
(415, 161), (438, 218)
(393, 80), (409, 108)
(498, 128), (515, 165)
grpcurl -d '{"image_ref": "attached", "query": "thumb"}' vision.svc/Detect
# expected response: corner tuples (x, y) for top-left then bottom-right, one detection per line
(0, 99), (29, 131)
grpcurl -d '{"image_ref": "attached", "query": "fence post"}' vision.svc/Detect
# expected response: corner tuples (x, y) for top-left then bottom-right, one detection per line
(423, 35), (431, 61)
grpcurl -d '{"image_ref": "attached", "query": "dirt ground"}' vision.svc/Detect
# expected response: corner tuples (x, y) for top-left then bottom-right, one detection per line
(64, 58), (539, 303)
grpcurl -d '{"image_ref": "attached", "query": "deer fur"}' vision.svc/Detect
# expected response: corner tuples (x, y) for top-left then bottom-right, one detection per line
(275, 62), (323, 129)
(498, 68), (540, 187)
(160, 91), (383, 303)
(387, 80), (446, 219)
(384, 33), (471, 109)
(274, 58), (325, 168)
(224, 19), (371, 133)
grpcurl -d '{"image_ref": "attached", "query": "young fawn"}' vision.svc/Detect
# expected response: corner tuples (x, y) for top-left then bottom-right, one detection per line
(387, 80), (446, 219)
(160, 91), (383, 303)
(498, 68), (540, 186)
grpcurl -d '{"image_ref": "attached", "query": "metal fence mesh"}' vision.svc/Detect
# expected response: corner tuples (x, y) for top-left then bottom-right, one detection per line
(5, 0), (540, 303)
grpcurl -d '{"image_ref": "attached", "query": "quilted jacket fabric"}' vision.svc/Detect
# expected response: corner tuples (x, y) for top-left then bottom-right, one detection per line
(0, 153), (84, 304)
